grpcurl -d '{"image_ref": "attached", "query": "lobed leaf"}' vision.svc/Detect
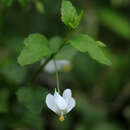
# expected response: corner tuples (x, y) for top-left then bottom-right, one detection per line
(69, 34), (112, 66)
(17, 33), (51, 66)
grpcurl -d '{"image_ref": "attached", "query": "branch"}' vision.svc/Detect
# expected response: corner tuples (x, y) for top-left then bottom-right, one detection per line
(29, 31), (72, 84)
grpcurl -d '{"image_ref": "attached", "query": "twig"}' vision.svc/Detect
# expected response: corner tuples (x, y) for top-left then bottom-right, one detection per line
(29, 30), (72, 84)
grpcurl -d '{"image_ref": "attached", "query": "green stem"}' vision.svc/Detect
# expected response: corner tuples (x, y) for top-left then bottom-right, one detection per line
(54, 59), (60, 93)
(29, 30), (73, 84)
(29, 52), (56, 84)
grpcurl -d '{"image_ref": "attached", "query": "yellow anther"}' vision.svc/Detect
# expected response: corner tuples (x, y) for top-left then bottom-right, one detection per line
(59, 115), (64, 122)
(62, 64), (72, 72)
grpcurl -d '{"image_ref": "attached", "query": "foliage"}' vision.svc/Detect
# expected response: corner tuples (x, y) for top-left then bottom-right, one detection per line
(0, 0), (130, 129)
(61, 0), (83, 29)
(69, 34), (112, 65)
(18, 33), (51, 66)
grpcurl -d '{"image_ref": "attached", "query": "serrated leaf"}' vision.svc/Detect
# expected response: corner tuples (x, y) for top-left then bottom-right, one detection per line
(17, 86), (48, 114)
(69, 34), (112, 66)
(17, 33), (51, 66)
(61, 0), (83, 29)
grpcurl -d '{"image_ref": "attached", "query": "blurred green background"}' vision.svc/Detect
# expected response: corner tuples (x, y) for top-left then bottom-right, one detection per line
(0, 0), (130, 130)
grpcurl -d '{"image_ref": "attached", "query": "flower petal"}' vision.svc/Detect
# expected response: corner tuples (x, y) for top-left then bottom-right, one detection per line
(56, 60), (70, 67)
(66, 97), (76, 113)
(42, 59), (71, 73)
(63, 89), (72, 104)
(46, 93), (58, 113)
(55, 60), (70, 71)
(54, 90), (67, 110)
(44, 60), (56, 73)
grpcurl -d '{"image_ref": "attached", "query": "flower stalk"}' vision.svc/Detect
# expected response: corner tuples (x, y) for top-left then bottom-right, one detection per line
(29, 30), (73, 84)
(54, 59), (60, 94)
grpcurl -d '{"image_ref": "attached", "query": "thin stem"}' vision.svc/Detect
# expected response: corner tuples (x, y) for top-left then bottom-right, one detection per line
(29, 52), (56, 84)
(29, 30), (73, 84)
(54, 59), (60, 93)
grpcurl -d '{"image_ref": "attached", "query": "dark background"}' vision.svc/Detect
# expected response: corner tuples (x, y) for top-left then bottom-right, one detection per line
(0, 0), (130, 130)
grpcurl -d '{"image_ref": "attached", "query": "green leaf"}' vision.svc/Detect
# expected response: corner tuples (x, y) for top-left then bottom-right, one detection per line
(96, 41), (106, 48)
(49, 36), (77, 60)
(61, 0), (83, 29)
(17, 33), (51, 66)
(69, 34), (112, 66)
(49, 36), (62, 51)
(55, 45), (77, 60)
(17, 86), (48, 114)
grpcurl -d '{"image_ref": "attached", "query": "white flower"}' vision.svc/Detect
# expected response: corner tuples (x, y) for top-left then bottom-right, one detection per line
(41, 59), (72, 73)
(46, 89), (76, 121)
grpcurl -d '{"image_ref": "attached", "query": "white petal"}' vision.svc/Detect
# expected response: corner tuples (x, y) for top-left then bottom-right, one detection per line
(63, 89), (72, 103)
(44, 61), (56, 73)
(66, 97), (76, 113)
(56, 60), (70, 66)
(42, 59), (70, 73)
(54, 90), (67, 110)
(46, 93), (58, 113)
(56, 60), (70, 69)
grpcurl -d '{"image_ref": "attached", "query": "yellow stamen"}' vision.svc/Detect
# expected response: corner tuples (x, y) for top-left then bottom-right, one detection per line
(62, 64), (72, 72)
(59, 115), (64, 122)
